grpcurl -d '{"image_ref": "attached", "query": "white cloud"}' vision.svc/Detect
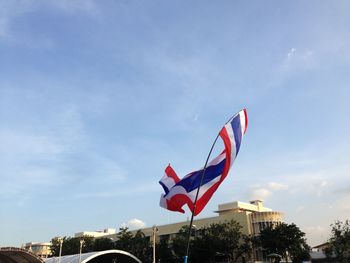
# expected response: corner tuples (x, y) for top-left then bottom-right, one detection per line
(287, 48), (297, 60)
(122, 218), (146, 230)
(287, 175), (332, 197)
(248, 182), (288, 201)
(250, 188), (272, 200)
(283, 47), (315, 69)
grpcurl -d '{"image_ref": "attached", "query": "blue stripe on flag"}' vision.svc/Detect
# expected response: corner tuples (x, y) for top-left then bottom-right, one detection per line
(159, 181), (170, 195)
(231, 115), (242, 155)
(174, 158), (226, 193)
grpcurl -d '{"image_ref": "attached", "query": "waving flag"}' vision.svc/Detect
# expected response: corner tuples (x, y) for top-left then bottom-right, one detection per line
(159, 109), (248, 216)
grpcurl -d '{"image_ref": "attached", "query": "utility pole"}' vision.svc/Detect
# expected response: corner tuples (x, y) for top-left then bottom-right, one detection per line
(79, 239), (84, 263)
(58, 238), (63, 263)
(152, 225), (158, 263)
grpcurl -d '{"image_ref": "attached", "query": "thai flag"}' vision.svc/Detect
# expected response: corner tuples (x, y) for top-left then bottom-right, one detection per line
(159, 109), (248, 216)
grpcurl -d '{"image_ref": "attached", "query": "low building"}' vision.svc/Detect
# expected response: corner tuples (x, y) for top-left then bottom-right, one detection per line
(23, 242), (51, 258)
(74, 228), (116, 238)
(312, 242), (329, 252)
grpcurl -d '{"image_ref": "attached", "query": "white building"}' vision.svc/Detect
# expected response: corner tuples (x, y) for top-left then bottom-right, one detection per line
(23, 242), (52, 258)
(74, 228), (116, 238)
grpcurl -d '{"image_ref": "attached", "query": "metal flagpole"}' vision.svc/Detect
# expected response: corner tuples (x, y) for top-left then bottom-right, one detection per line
(183, 133), (220, 263)
(183, 113), (238, 263)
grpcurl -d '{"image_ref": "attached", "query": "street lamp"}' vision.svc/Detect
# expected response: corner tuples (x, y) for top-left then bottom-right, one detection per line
(152, 225), (158, 263)
(79, 239), (85, 263)
(58, 238), (63, 263)
(191, 225), (197, 238)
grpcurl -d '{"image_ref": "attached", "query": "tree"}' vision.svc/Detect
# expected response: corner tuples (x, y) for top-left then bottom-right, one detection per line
(130, 230), (152, 263)
(50, 237), (65, 257)
(325, 220), (350, 262)
(170, 225), (188, 262)
(115, 227), (134, 252)
(114, 227), (152, 263)
(50, 235), (94, 256)
(93, 237), (115, 251)
(157, 237), (176, 263)
(259, 223), (310, 263)
(193, 220), (252, 263)
(172, 220), (252, 263)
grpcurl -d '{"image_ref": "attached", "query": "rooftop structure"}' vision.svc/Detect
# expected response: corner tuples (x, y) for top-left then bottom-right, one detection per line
(74, 228), (116, 238)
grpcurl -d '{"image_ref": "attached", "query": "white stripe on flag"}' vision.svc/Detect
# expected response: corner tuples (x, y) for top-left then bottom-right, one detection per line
(224, 122), (237, 167)
(239, 111), (246, 134)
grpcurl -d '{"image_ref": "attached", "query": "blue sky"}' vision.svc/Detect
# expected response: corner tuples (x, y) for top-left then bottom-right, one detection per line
(0, 0), (349, 247)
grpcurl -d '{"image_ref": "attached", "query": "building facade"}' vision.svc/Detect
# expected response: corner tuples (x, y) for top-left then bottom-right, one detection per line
(23, 242), (52, 258)
(127, 200), (283, 239)
(107, 200), (283, 261)
(74, 228), (116, 238)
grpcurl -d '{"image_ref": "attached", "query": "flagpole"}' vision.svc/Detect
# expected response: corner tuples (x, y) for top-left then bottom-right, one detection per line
(184, 132), (221, 263)
(183, 112), (240, 263)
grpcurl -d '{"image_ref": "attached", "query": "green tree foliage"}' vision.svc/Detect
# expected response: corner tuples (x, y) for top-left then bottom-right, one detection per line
(130, 230), (152, 263)
(172, 220), (252, 263)
(50, 228), (152, 261)
(325, 220), (350, 262)
(259, 223), (310, 263)
(50, 236), (94, 256)
(93, 237), (115, 251)
(115, 227), (152, 263)
(194, 220), (252, 263)
(171, 226), (189, 262)
(115, 227), (134, 252)
(157, 237), (176, 263)
(50, 237), (63, 257)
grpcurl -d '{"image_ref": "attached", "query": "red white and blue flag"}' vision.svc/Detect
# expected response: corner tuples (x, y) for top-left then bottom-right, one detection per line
(159, 109), (248, 216)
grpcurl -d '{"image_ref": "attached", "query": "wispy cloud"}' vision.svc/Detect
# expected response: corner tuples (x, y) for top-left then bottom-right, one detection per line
(283, 47), (315, 69)
(0, 0), (99, 45)
(72, 183), (159, 199)
(48, 0), (99, 16)
(0, 106), (86, 198)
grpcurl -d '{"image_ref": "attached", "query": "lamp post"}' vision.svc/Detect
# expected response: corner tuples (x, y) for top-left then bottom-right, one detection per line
(191, 225), (197, 238)
(79, 239), (84, 263)
(152, 225), (158, 263)
(58, 238), (63, 263)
